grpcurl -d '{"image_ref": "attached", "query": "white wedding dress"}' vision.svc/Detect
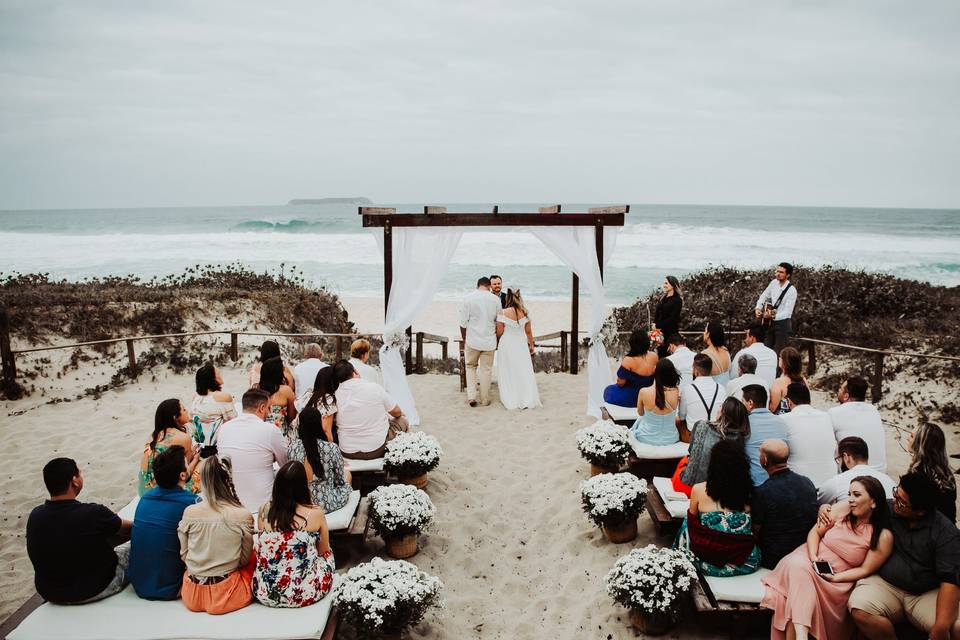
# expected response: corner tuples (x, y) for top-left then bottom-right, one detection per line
(496, 314), (542, 410)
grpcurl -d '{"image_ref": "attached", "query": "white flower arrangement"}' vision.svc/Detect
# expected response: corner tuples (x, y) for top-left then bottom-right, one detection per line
(384, 431), (443, 478)
(581, 472), (648, 528)
(368, 483), (436, 538)
(606, 545), (698, 616)
(335, 557), (443, 634)
(590, 313), (620, 349)
(575, 419), (632, 468)
(383, 330), (407, 352)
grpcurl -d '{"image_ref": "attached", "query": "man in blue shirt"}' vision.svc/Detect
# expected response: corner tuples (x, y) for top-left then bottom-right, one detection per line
(741, 385), (789, 486)
(128, 445), (197, 600)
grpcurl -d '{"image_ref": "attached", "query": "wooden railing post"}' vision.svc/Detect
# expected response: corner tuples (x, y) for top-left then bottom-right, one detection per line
(230, 332), (239, 361)
(405, 327), (413, 374)
(872, 353), (884, 403)
(457, 340), (466, 392)
(441, 339), (448, 361)
(416, 332), (424, 374)
(126, 339), (138, 377)
(560, 331), (568, 372)
(806, 341), (817, 375)
(335, 336), (343, 362)
(0, 308), (17, 390)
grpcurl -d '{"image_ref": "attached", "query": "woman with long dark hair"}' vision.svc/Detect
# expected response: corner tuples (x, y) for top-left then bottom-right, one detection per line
(673, 439), (761, 577)
(630, 359), (681, 445)
(190, 363), (236, 437)
(253, 461), (335, 608)
(255, 356), (297, 434)
(603, 329), (658, 408)
(138, 398), (199, 496)
(907, 422), (957, 522)
(761, 476), (894, 640)
(653, 275), (683, 357)
(768, 347), (806, 414)
(300, 366), (340, 442)
(286, 407), (352, 513)
(248, 340), (295, 390)
(701, 320), (732, 386)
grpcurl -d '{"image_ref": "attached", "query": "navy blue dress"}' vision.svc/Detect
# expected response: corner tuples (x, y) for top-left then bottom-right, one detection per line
(603, 366), (655, 407)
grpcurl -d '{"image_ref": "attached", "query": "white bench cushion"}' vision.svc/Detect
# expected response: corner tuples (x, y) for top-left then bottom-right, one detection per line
(651, 476), (690, 519)
(627, 434), (688, 460)
(344, 457), (384, 473)
(704, 568), (772, 604)
(603, 403), (638, 422)
(326, 490), (361, 531)
(8, 579), (338, 640)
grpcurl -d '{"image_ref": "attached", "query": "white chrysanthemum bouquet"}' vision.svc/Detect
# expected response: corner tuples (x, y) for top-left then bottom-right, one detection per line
(367, 483), (436, 538)
(335, 557), (443, 635)
(581, 472), (648, 528)
(575, 419), (632, 469)
(384, 431), (443, 478)
(606, 545), (698, 616)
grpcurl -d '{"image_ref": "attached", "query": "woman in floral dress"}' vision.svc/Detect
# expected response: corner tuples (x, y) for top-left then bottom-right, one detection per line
(255, 357), (297, 436)
(253, 461), (335, 608)
(138, 398), (200, 496)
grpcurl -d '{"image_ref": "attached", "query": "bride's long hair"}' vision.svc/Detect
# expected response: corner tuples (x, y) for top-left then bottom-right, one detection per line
(504, 288), (528, 319)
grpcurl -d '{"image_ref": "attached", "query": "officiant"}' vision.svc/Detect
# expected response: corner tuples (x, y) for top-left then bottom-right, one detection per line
(653, 275), (683, 357)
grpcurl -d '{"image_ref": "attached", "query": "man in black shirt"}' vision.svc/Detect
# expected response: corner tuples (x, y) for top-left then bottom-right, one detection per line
(751, 439), (818, 569)
(26, 458), (132, 603)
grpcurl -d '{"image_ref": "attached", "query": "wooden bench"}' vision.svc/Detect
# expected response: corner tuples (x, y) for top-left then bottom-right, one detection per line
(331, 497), (370, 545)
(628, 455), (683, 481)
(644, 487), (681, 537)
(690, 572), (771, 637)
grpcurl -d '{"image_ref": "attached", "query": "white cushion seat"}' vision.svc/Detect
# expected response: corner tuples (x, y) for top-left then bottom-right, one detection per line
(325, 490), (361, 531)
(704, 568), (772, 604)
(627, 434), (688, 460)
(651, 476), (690, 519)
(603, 403), (638, 423)
(343, 457), (384, 473)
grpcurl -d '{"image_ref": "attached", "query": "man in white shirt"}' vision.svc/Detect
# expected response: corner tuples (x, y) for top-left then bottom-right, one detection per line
(664, 334), (695, 388)
(730, 324), (778, 385)
(459, 277), (500, 407)
(754, 262), (797, 356)
(678, 354), (724, 438)
(781, 382), (837, 487)
(334, 360), (407, 459)
(292, 343), (328, 395)
(817, 436), (895, 504)
(828, 376), (886, 473)
(349, 338), (382, 385)
(216, 388), (288, 511)
(725, 354), (771, 401)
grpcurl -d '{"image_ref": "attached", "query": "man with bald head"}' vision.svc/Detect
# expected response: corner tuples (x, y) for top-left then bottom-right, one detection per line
(751, 439), (819, 569)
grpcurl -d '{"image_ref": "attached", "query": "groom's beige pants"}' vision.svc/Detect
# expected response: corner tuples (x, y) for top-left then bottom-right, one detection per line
(464, 346), (494, 403)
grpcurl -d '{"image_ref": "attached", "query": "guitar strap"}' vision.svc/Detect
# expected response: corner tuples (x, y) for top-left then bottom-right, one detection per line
(692, 383), (719, 417)
(772, 282), (793, 310)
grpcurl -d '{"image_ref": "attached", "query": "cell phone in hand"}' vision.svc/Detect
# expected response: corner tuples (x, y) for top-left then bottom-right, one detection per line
(813, 560), (834, 575)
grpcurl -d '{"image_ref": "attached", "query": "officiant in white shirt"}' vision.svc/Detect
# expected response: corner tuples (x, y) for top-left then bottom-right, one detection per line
(459, 276), (500, 407)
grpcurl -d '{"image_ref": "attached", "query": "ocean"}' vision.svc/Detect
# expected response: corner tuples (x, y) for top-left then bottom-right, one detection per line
(0, 203), (958, 305)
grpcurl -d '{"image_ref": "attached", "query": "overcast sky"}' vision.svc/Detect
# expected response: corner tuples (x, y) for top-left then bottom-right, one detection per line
(1, 0), (958, 210)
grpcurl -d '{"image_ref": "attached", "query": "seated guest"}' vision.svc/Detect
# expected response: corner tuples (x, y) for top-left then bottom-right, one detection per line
(248, 339), (295, 390)
(781, 382), (837, 487)
(603, 330), (657, 408)
(349, 338), (382, 385)
(844, 473), (960, 640)
(191, 363), (236, 434)
(751, 439), (818, 569)
(674, 440), (761, 577)
(730, 323), (778, 385)
(818, 437), (895, 505)
(288, 407), (352, 513)
(302, 366), (340, 442)
(679, 397), (751, 492)
(254, 462), (335, 607)
(762, 476), (893, 640)
(216, 388), (288, 510)
(292, 342), (328, 399)
(664, 333), (695, 388)
(255, 356), (298, 433)
(27, 458), (132, 604)
(630, 359), (681, 446)
(334, 360), (408, 459)
(178, 454), (255, 615)
(701, 321), (732, 386)
(768, 347), (806, 414)
(742, 384), (790, 486)
(129, 446), (198, 600)
(829, 376), (886, 473)
(906, 422), (957, 523)
(678, 354), (724, 439)
(725, 354), (770, 401)
(138, 398), (199, 496)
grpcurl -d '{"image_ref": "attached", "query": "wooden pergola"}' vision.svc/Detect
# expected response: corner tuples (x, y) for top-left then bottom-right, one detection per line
(359, 205), (628, 374)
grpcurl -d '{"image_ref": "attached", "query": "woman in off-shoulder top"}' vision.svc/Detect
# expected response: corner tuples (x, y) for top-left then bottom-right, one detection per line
(191, 363), (236, 436)
(603, 330), (658, 408)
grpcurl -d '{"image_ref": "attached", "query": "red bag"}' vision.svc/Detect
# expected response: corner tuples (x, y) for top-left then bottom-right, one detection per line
(671, 456), (693, 497)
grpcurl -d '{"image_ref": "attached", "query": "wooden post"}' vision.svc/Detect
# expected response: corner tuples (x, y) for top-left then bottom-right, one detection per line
(0, 308), (17, 388)
(560, 331), (568, 372)
(383, 219), (393, 320)
(441, 339), (448, 361)
(872, 353), (884, 403)
(571, 273), (579, 374)
(595, 222), (604, 279)
(126, 339), (138, 377)
(458, 340), (466, 392)
(335, 336), (343, 362)
(416, 332), (424, 373)
(230, 332), (238, 361)
(405, 327), (413, 374)
(806, 342), (817, 375)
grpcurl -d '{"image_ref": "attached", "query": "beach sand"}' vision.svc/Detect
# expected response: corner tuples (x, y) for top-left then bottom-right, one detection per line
(0, 302), (955, 637)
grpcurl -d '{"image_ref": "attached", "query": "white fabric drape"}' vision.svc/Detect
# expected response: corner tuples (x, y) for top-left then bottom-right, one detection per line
(531, 227), (620, 418)
(372, 227), (462, 426)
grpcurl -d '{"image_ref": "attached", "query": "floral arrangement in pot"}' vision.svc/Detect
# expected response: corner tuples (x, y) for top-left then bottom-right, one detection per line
(581, 472), (648, 543)
(605, 545), (698, 635)
(575, 419), (632, 475)
(335, 557), (443, 639)
(368, 483), (436, 559)
(384, 431), (443, 489)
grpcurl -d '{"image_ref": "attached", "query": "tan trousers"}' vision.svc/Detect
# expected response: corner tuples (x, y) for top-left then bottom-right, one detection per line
(341, 416), (410, 460)
(464, 346), (494, 403)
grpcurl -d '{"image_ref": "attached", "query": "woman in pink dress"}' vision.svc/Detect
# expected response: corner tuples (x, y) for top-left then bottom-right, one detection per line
(761, 476), (893, 640)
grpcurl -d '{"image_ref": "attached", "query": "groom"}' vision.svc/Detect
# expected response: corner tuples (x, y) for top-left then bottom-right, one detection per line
(459, 276), (500, 407)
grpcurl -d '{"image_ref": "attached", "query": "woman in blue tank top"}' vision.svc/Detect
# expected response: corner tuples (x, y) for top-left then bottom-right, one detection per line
(631, 359), (682, 445)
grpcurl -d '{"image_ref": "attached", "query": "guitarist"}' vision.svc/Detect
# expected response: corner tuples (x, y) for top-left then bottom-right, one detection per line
(754, 262), (797, 357)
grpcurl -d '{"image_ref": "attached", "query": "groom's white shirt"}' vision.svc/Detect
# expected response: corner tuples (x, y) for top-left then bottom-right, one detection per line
(459, 289), (500, 351)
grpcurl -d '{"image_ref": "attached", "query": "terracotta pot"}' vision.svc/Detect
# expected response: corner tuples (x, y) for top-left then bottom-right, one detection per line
(602, 518), (638, 543)
(628, 608), (675, 635)
(399, 472), (428, 489)
(385, 532), (419, 559)
(590, 462), (619, 476)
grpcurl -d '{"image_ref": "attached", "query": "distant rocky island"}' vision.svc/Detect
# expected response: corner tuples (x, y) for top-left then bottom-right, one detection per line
(287, 197), (372, 205)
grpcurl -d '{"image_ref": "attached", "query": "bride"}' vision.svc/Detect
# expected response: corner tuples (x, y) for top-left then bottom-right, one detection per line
(495, 289), (542, 410)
